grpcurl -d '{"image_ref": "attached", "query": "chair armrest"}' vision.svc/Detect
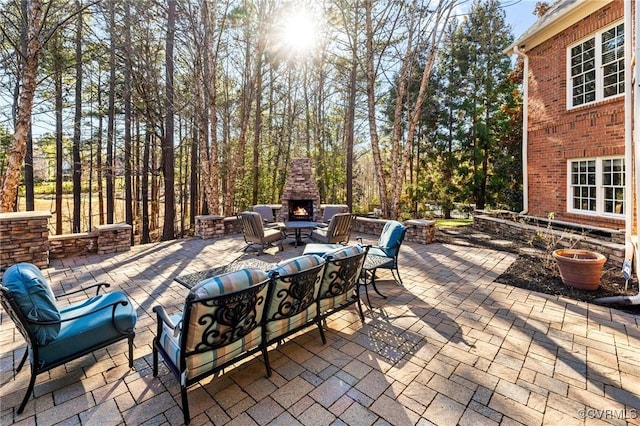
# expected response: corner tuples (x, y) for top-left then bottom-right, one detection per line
(316, 223), (328, 228)
(22, 299), (129, 325)
(153, 305), (177, 329)
(56, 282), (111, 299)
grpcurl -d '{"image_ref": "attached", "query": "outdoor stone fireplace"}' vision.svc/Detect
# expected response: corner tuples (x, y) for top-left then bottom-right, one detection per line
(280, 158), (321, 222)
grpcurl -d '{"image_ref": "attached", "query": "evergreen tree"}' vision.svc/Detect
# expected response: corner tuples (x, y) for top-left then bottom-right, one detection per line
(454, 0), (516, 210)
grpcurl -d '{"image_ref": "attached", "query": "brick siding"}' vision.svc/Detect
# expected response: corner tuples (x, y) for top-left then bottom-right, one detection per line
(526, 1), (626, 230)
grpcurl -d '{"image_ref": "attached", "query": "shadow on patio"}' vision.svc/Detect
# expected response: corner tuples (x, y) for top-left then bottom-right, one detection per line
(1, 233), (639, 425)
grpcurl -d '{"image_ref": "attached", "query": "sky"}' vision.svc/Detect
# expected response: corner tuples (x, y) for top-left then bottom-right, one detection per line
(499, 0), (540, 40)
(0, 0), (542, 139)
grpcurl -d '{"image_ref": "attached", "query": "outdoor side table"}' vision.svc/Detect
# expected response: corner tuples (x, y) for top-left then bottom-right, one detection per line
(174, 258), (275, 289)
(360, 254), (395, 307)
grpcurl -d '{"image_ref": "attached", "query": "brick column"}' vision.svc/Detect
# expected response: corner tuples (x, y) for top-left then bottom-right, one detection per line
(195, 215), (226, 239)
(403, 219), (436, 244)
(94, 224), (132, 254)
(0, 211), (51, 270)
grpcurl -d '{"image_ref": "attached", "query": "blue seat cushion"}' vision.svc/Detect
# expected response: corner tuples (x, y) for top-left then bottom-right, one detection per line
(302, 243), (343, 256)
(2, 263), (61, 345)
(367, 247), (392, 259)
(378, 221), (406, 257)
(38, 291), (137, 368)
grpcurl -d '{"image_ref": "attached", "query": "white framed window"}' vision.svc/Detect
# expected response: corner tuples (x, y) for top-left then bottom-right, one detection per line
(567, 21), (624, 109)
(568, 157), (625, 216)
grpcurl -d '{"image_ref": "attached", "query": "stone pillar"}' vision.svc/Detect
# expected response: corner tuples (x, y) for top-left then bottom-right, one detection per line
(195, 215), (226, 239)
(0, 211), (51, 270)
(403, 219), (436, 244)
(94, 224), (132, 254)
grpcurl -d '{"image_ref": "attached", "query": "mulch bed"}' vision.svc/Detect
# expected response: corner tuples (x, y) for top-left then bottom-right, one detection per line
(497, 253), (639, 315)
(438, 226), (640, 315)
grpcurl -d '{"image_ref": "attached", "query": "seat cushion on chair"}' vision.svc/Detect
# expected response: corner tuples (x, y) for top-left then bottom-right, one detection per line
(318, 245), (365, 311)
(269, 255), (324, 277)
(191, 269), (269, 298)
(323, 244), (363, 260)
(38, 291), (136, 367)
(378, 221), (406, 256)
(367, 247), (392, 260)
(159, 313), (263, 381)
(302, 243), (343, 256)
(310, 228), (328, 242)
(262, 228), (283, 244)
(2, 263), (61, 345)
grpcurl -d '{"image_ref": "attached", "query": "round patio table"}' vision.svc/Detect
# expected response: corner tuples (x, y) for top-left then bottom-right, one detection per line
(283, 221), (319, 247)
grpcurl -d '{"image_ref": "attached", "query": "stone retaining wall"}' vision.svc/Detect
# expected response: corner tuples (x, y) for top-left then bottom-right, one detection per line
(195, 215), (226, 239)
(50, 233), (98, 259)
(473, 214), (625, 267)
(0, 212), (133, 271)
(1, 211), (436, 271)
(353, 217), (436, 244)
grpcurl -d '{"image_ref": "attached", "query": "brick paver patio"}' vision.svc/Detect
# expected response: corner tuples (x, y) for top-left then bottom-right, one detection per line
(1, 233), (639, 425)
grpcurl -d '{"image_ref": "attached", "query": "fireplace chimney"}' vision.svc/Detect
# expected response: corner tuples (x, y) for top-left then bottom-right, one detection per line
(280, 158), (321, 222)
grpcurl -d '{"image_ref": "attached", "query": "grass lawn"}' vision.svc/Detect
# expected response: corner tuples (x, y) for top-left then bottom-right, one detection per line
(435, 218), (472, 228)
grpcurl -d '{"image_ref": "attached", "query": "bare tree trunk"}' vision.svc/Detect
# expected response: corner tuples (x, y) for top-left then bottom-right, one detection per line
(345, 60), (357, 211)
(363, 0), (388, 218)
(162, 0), (176, 240)
(190, 121), (198, 227)
(1, 0), (42, 212)
(124, 2), (134, 242)
(97, 70), (104, 225)
(106, 0), (116, 223)
(151, 135), (158, 233)
(390, 3), (454, 219)
(252, 54), (262, 206)
(225, 17), (254, 215)
(20, 0), (35, 211)
(141, 131), (150, 243)
(72, 0), (83, 232)
(193, 0), (222, 215)
(54, 34), (63, 234)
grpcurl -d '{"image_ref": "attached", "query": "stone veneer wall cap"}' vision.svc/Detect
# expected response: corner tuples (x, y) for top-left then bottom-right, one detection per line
(93, 223), (132, 231)
(50, 232), (98, 240)
(196, 214), (225, 219)
(0, 211), (52, 221)
(404, 219), (436, 226)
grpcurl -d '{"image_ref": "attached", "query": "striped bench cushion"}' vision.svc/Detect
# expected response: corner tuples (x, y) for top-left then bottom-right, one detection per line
(318, 245), (365, 311)
(159, 313), (263, 380)
(265, 255), (325, 341)
(269, 254), (324, 277)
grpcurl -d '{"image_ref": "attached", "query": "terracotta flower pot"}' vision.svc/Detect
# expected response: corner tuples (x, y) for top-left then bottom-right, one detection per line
(552, 249), (606, 291)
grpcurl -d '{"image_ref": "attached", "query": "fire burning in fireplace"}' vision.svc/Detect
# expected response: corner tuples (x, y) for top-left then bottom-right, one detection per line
(289, 200), (313, 221)
(293, 206), (308, 216)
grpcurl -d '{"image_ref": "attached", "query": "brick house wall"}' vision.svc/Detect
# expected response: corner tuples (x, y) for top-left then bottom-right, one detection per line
(526, 0), (626, 230)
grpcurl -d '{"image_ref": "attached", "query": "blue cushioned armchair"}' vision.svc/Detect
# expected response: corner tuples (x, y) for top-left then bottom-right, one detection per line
(0, 263), (137, 415)
(361, 220), (407, 285)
